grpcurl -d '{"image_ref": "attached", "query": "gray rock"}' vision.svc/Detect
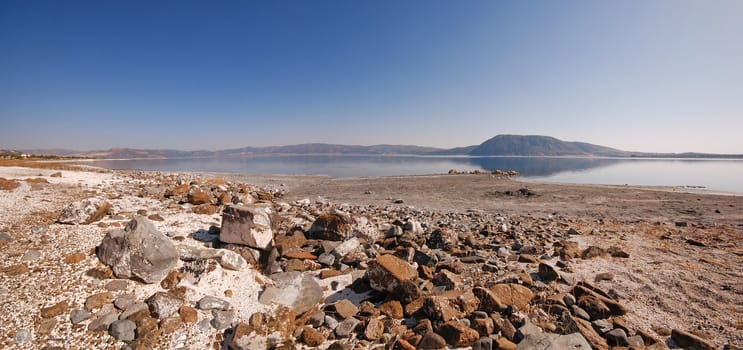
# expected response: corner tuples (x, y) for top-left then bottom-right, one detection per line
(58, 198), (110, 224)
(334, 317), (360, 338)
(386, 225), (403, 238)
(109, 319), (136, 341)
(605, 328), (629, 346)
(97, 216), (179, 284)
(20, 250), (42, 262)
(145, 292), (182, 319)
(0, 232), (12, 243)
(627, 335), (644, 348)
(571, 305), (591, 320)
(119, 302), (148, 320)
(104, 279), (129, 291)
(114, 294), (136, 310)
(210, 309), (235, 330)
(13, 329), (32, 343)
(197, 318), (212, 334)
(259, 271), (323, 315)
(516, 332), (591, 349)
(403, 220), (424, 235)
(70, 309), (91, 324)
(308, 310), (325, 327)
(516, 320), (543, 342)
(216, 249), (247, 270)
(332, 237), (360, 258)
(325, 315), (339, 330)
(473, 337), (493, 350)
(88, 312), (119, 331)
(318, 253), (335, 266)
(219, 204), (277, 250)
(538, 262), (559, 281)
(197, 296), (231, 311)
(592, 319), (613, 334)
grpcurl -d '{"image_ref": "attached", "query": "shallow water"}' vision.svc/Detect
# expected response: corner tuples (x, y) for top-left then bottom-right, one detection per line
(79, 155), (743, 193)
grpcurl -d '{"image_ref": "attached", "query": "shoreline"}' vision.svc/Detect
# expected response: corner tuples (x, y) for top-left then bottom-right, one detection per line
(0, 165), (741, 349)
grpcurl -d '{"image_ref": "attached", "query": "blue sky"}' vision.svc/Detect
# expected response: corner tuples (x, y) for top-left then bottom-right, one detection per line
(1, 0), (741, 153)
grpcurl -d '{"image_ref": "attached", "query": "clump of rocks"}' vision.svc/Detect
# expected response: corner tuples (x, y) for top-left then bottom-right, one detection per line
(31, 173), (716, 349)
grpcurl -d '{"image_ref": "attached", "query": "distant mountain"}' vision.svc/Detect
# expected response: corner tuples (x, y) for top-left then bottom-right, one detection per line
(15, 135), (742, 159)
(469, 135), (629, 157)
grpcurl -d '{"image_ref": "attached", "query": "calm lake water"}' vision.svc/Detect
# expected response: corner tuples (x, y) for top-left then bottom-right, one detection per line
(81, 156), (743, 194)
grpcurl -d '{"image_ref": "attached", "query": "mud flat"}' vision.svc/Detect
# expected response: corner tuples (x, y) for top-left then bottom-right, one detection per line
(1, 165), (741, 349)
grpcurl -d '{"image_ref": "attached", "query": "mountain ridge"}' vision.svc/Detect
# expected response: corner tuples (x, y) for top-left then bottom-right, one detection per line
(14, 135), (743, 159)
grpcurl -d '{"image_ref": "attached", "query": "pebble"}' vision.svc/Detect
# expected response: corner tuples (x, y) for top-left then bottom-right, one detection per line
(70, 309), (91, 324)
(109, 319), (136, 341)
(13, 329), (32, 343)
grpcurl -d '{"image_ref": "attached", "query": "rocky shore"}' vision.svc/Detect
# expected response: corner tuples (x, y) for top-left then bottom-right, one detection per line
(0, 166), (740, 349)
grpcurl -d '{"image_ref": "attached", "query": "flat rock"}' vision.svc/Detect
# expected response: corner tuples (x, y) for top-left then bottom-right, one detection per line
(70, 309), (91, 324)
(97, 216), (179, 284)
(197, 295), (231, 311)
(87, 312), (119, 331)
(331, 299), (359, 319)
(490, 283), (533, 310)
(40, 300), (68, 318)
(259, 271), (322, 315)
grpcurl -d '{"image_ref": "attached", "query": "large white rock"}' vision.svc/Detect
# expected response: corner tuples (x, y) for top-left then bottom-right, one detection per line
(219, 204), (277, 250)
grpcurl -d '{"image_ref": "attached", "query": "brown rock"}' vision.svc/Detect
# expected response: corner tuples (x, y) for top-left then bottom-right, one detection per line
(159, 316), (182, 334)
(471, 317), (494, 337)
(0, 177), (21, 191)
(85, 292), (113, 311)
(40, 300), (69, 318)
(671, 329), (715, 350)
(192, 204), (217, 215)
(518, 254), (539, 263)
(2, 263), (29, 276)
(50, 172), (62, 177)
(367, 254), (418, 292)
(495, 337), (517, 350)
(301, 325), (326, 346)
(188, 188), (211, 205)
(230, 322), (251, 349)
(395, 338), (416, 350)
(572, 316), (609, 350)
(418, 265), (434, 280)
(422, 296), (464, 322)
(332, 299), (359, 319)
(437, 321), (479, 347)
(63, 252), (86, 264)
(320, 269), (346, 279)
(307, 212), (353, 241)
(164, 184), (189, 198)
(473, 287), (503, 312)
(456, 290), (480, 315)
(274, 231), (307, 255)
(283, 250), (317, 260)
(404, 297), (425, 317)
(607, 246), (630, 258)
(364, 316), (385, 341)
(179, 305), (198, 323)
(417, 331), (448, 350)
(582, 246), (608, 259)
(380, 300), (404, 319)
(538, 262), (559, 281)
(490, 283), (533, 310)
(284, 259), (306, 272)
(577, 294), (611, 320)
(433, 269), (463, 290)
(554, 240), (582, 260)
(160, 270), (184, 290)
(38, 318), (57, 335)
(427, 228), (458, 250)
(147, 213), (165, 221)
(84, 201), (112, 224)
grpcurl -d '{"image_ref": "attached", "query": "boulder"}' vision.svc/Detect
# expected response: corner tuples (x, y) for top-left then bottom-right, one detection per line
(219, 204), (277, 250)
(58, 198), (111, 225)
(97, 216), (179, 284)
(307, 212), (354, 241)
(258, 271), (323, 315)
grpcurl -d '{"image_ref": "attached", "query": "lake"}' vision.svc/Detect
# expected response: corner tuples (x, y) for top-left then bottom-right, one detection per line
(79, 156), (743, 194)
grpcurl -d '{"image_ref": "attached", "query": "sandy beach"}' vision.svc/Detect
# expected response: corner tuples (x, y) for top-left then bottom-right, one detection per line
(0, 164), (740, 349)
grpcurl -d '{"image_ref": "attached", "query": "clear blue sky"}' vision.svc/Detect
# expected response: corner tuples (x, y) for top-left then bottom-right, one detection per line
(1, 0), (741, 153)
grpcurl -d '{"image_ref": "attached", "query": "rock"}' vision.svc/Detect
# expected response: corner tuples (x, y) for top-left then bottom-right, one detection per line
(490, 283), (533, 310)
(114, 294), (137, 310)
(21, 250), (42, 262)
(605, 328), (629, 346)
(423, 296), (464, 322)
(366, 254), (418, 292)
(1, 263), (29, 276)
(538, 263), (559, 281)
(437, 321), (480, 347)
(258, 271), (323, 315)
(40, 300), (68, 318)
(332, 237), (360, 258)
(120, 302), (149, 320)
(88, 312), (119, 331)
(188, 187), (211, 205)
(109, 319), (136, 341)
(62, 252), (85, 265)
(577, 295), (610, 320)
(70, 309), (91, 324)
(85, 292), (113, 311)
(554, 240), (582, 260)
(301, 325), (326, 346)
(427, 228), (458, 250)
(471, 317), (494, 337)
(197, 296), (231, 311)
(364, 316), (384, 341)
(670, 329), (715, 350)
(607, 246), (630, 258)
(210, 309), (235, 330)
(146, 292), (182, 319)
(0, 232), (12, 243)
(473, 337), (493, 350)
(104, 279), (128, 291)
(417, 331), (448, 350)
(335, 317), (361, 338)
(571, 317), (608, 350)
(318, 253), (335, 266)
(58, 198), (111, 224)
(219, 204), (278, 250)
(594, 272), (614, 282)
(97, 216), (179, 284)
(13, 329), (32, 344)
(582, 246), (607, 259)
(161, 270), (184, 290)
(179, 305), (198, 323)
(404, 220), (424, 235)
(627, 335), (645, 348)
(331, 299), (359, 319)
(307, 212), (353, 241)
(433, 269), (463, 290)
(274, 231), (307, 255)
(495, 337), (517, 350)
(160, 316), (182, 334)
(379, 300), (403, 319)
(516, 332), (592, 350)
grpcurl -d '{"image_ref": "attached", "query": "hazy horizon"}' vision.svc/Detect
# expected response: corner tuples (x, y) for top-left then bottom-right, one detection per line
(2, 1), (742, 153)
